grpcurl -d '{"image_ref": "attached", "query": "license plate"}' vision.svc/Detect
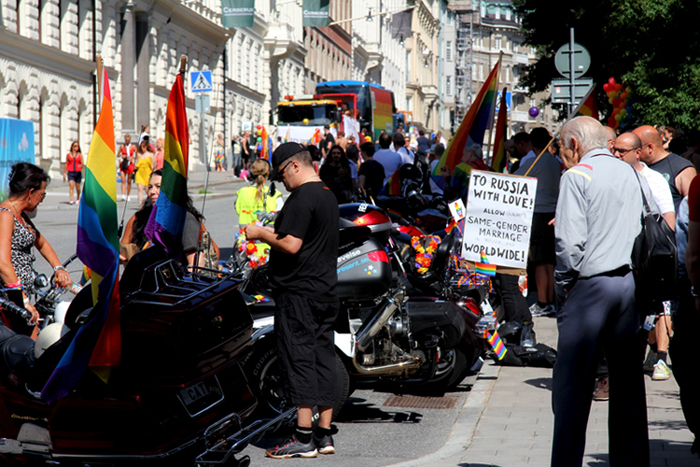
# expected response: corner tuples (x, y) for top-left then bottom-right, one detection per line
(178, 377), (224, 417)
(180, 381), (210, 406)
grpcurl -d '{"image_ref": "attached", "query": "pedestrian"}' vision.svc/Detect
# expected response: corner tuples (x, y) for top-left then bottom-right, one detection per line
(552, 116), (652, 467)
(416, 130), (430, 157)
(633, 124), (696, 379)
(358, 141), (385, 197)
(121, 169), (217, 267)
(515, 128), (560, 317)
(633, 125), (696, 211)
(235, 159), (284, 229)
(322, 125), (335, 160)
(241, 130), (252, 172)
(64, 140), (83, 205)
(319, 144), (354, 204)
(214, 134), (225, 172)
(134, 138), (154, 207)
(374, 132), (402, 185)
(335, 131), (347, 150)
(118, 133), (135, 201)
(154, 137), (165, 171)
(245, 143), (339, 459)
(676, 176), (700, 455)
(392, 132), (414, 166)
(0, 163), (72, 339)
(427, 144), (444, 195)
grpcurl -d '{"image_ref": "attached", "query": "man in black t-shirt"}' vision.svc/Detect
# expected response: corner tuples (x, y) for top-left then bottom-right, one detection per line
(245, 143), (339, 459)
(358, 141), (385, 197)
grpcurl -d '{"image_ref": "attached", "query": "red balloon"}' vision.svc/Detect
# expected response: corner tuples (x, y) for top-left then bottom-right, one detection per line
(612, 98), (621, 106)
(603, 83), (610, 93)
(608, 77), (617, 86)
(256, 125), (262, 130)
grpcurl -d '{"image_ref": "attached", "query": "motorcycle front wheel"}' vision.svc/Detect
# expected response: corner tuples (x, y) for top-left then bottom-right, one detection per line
(243, 338), (350, 422)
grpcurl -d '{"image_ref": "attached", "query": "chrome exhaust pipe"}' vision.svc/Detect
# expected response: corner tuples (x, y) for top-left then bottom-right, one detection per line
(352, 353), (423, 376)
(355, 290), (404, 353)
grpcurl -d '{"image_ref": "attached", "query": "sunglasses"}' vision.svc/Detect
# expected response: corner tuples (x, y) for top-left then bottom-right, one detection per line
(275, 160), (295, 181)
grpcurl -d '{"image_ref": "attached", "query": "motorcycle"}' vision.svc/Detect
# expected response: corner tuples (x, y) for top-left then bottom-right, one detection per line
(0, 247), (293, 466)
(236, 204), (494, 420)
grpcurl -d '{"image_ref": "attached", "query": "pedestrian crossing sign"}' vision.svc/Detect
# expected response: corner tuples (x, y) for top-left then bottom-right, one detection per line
(190, 70), (213, 93)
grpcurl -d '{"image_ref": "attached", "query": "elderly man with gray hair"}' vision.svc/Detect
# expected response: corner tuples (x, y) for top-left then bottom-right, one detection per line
(551, 116), (656, 467)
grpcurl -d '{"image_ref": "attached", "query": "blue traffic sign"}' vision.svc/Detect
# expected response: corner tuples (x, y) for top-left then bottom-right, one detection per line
(190, 70), (213, 93)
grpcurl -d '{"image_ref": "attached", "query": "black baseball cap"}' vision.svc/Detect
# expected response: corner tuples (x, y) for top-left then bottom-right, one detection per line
(269, 142), (305, 180)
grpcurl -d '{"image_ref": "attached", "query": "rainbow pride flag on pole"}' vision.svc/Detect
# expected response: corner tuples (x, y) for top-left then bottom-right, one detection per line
(379, 170), (402, 196)
(571, 84), (599, 120)
(475, 250), (497, 277)
(42, 64), (121, 403)
(490, 88), (508, 172)
(146, 73), (189, 257)
(486, 329), (508, 360)
(432, 58), (501, 189)
(261, 126), (271, 162)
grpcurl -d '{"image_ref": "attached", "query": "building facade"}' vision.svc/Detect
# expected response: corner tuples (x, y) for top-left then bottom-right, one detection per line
(449, 0), (555, 150)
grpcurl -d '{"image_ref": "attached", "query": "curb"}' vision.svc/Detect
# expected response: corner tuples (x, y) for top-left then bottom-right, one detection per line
(387, 361), (501, 467)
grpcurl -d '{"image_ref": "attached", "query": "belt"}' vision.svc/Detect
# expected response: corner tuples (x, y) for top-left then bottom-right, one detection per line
(588, 266), (631, 278)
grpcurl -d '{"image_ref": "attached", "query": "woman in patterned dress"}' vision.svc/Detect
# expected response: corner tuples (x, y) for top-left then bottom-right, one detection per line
(0, 163), (71, 338)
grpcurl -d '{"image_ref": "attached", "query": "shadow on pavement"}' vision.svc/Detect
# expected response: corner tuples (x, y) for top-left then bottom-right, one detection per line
(523, 376), (553, 391)
(336, 398), (423, 424)
(458, 463), (503, 467)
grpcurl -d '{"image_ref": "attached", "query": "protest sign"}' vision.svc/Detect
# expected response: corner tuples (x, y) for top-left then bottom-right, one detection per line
(462, 170), (537, 272)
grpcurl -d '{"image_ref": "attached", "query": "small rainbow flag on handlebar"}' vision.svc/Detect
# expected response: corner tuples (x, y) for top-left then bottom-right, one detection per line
(485, 329), (507, 360)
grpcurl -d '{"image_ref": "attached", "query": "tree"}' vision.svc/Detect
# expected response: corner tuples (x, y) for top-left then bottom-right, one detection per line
(513, 0), (700, 129)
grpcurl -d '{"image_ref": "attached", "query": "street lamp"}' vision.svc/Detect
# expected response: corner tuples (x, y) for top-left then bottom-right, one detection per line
(366, 8), (373, 22)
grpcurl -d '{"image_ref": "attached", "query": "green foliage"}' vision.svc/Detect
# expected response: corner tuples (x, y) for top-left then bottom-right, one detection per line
(513, 0), (700, 129)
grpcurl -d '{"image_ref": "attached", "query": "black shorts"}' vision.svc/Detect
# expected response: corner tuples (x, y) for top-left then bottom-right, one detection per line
(529, 212), (556, 265)
(274, 292), (339, 407)
(67, 171), (82, 183)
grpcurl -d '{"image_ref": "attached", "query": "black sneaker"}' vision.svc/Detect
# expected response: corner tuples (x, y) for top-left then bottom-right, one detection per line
(314, 434), (335, 455)
(265, 434), (318, 459)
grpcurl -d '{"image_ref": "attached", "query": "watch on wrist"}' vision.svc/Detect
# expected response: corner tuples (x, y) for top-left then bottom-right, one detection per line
(54, 265), (66, 272)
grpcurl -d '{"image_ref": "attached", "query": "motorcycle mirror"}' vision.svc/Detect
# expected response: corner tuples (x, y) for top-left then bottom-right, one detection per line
(35, 274), (49, 289)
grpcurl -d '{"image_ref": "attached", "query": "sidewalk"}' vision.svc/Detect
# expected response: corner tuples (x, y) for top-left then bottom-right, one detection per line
(458, 316), (697, 467)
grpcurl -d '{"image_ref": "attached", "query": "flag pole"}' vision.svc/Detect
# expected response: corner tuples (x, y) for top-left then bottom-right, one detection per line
(486, 52), (503, 164)
(522, 84), (597, 177)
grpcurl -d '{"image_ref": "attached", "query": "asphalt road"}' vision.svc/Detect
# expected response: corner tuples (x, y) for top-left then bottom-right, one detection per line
(30, 183), (475, 467)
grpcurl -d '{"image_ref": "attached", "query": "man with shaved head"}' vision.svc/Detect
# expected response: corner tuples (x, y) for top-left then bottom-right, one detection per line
(632, 125), (695, 382)
(612, 131), (676, 384)
(633, 125), (696, 211)
(552, 116), (653, 467)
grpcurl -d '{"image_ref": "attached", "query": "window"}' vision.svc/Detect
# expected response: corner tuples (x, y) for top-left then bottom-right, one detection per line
(446, 41), (452, 61)
(495, 37), (502, 50)
(446, 76), (452, 96)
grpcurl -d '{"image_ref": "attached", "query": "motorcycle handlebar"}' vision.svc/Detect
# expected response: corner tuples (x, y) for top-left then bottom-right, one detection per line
(0, 296), (33, 324)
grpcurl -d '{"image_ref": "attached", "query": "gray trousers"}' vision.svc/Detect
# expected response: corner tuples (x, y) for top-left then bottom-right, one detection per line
(551, 272), (649, 467)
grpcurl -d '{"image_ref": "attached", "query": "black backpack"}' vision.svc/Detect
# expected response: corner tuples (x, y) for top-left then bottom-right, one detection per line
(631, 169), (677, 306)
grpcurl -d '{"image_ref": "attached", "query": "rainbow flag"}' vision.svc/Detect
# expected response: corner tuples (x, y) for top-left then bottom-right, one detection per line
(486, 329), (508, 360)
(42, 66), (121, 403)
(432, 58), (501, 189)
(572, 84), (599, 120)
(475, 250), (497, 276)
(490, 88), (508, 172)
(145, 74), (189, 257)
(261, 126), (271, 162)
(379, 170), (401, 196)
(309, 128), (322, 146)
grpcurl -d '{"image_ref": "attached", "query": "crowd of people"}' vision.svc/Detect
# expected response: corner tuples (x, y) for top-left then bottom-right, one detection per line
(4, 112), (700, 464)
